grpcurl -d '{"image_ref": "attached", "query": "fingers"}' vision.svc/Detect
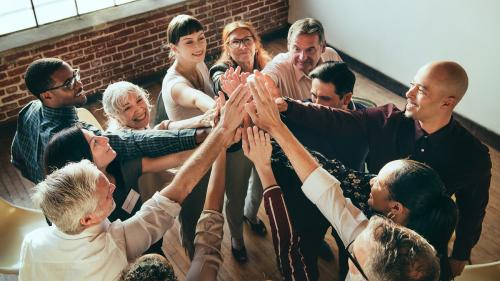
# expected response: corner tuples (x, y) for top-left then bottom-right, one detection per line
(265, 131), (271, 146)
(245, 102), (258, 124)
(247, 125), (256, 148)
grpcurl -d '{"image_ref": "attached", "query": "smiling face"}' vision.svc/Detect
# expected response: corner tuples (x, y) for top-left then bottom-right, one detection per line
(368, 162), (403, 214)
(43, 63), (86, 107)
(116, 90), (150, 129)
(82, 129), (116, 170)
(227, 28), (256, 68)
(404, 65), (445, 122)
(172, 30), (207, 63)
(289, 33), (325, 75)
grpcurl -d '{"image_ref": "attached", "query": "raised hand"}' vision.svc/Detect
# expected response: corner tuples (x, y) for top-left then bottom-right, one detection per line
(242, 126), (272, 169)
(217, 84), (249, 145)
(245, 71), (285, 134)
(221, 66), (249, 96)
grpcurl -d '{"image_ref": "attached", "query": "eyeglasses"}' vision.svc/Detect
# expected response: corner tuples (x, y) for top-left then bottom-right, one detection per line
(44, 69), (81, 92)
(346, 240), (370, 281)
(228, 36), (254, 49)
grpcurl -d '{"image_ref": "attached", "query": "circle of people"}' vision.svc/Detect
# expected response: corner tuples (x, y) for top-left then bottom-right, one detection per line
(13, 14), (492, 281)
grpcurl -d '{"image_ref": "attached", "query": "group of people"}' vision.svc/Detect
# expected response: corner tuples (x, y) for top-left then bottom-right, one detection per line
(10, 13), (491, 281)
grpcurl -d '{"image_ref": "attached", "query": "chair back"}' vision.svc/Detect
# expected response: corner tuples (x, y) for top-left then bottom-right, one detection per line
(77, 107), (103, 130)
(0, 197), (46, 274)
(454, 261), (500, 281)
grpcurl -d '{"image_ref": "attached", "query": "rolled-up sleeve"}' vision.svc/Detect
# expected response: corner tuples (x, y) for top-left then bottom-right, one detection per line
(302, 167), (368, 246)
(185, 210), (224, 281)
(121, 192), (180, 259)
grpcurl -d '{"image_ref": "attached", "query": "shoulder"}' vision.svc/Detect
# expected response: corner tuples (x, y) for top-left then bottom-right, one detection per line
(449, 121), (491, 169)
(209, 62), (230, 77)
(322, 47), (342, 62)
(18, 100), (42, 117)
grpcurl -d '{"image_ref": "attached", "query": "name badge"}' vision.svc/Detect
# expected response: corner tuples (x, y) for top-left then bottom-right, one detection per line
(122, 189), (140, 214)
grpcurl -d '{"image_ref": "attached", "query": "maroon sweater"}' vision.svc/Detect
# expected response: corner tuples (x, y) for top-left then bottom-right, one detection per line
(283, 100), (492, 260)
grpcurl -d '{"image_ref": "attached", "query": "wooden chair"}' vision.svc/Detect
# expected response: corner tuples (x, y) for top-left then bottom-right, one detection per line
(77, 107), (103, 130)
(454, 261), (500, 281)
(0, 197), (46, 274)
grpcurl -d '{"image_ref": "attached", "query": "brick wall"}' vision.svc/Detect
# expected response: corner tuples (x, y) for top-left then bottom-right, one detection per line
(0, 0), (288, 123)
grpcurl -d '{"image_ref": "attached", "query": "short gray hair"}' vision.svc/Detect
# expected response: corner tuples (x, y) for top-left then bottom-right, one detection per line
(287, 18), (326, 46)
(102, 81), (151, 130)
(31, 160), (101, 235)
(363, 216), (440, 281)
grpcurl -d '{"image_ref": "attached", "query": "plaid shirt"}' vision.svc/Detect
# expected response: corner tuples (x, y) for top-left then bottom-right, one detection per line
(11, 100), (197, 183)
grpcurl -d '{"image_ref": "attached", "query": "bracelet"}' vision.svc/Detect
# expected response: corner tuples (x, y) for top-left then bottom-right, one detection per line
(163, 120), (172, 130)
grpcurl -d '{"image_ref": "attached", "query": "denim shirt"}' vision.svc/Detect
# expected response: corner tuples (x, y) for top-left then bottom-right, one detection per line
(11, 100), (197, 183)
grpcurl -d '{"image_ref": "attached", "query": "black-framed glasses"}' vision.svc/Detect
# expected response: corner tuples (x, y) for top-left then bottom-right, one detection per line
(227, 36), (254, 49)
(346, 240), (370, 281)
(44, 69), (81, 92)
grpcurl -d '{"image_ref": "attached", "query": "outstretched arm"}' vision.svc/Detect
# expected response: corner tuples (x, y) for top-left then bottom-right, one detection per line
(171, 82), (216, 112)
(243, 126), (312, 281)
(160, 84), (249, 203)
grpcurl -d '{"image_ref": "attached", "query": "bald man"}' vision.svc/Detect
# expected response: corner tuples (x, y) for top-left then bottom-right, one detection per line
(275, 61), (491, 280)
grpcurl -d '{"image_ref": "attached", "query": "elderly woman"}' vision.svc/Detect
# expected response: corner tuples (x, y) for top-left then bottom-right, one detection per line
(209, 21), (272, 262)
(20, 92), (246, 280)
(102, 81), (213, 132)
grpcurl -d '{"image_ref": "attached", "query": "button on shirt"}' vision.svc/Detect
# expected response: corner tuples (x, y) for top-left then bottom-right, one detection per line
(262, 47), (342, 101)
(11, 100), (197, 183)
(19, 192), (180, 281)
(284, 101), (492, 260)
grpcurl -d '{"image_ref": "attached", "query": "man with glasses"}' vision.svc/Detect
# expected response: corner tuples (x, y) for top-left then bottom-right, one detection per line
(262, 18), (342, 101)
(11, 58), (208, 184)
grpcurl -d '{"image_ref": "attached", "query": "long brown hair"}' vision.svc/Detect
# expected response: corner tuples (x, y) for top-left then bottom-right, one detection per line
(215, 21), (271, 70)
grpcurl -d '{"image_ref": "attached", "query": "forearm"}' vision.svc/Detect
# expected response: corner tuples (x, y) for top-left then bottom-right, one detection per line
(254, 164), (277, 189)
(271, 123), (319, 183)
(168, 115), (205, 130)
(203, 152), (227, 212)
(160, 126), (233, 203)
(106, 129), (197, 160)
(263, 186), (311, 280)
(141, 149), (194, 173)
(195, 94), (216, 112)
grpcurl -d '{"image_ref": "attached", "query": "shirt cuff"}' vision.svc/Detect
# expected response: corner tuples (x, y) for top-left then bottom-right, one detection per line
(152, 192), (181, 218)
(301, 166), (341, 204)
(178, 128), (197, 149)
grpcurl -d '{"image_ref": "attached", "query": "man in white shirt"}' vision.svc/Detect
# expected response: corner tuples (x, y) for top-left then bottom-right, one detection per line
(19, 84), (249, 281)
(245, 71), (440, 281)
(262, 18), (342, 100)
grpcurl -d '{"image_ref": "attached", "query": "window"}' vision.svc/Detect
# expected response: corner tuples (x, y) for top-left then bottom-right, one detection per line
(0, 0), (139, 36)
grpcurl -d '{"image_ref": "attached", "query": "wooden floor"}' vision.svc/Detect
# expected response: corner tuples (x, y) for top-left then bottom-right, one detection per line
(1, 38), (499, 281)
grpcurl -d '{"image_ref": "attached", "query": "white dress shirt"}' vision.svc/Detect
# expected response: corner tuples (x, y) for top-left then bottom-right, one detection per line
(19, 192), (180, 281)
(301, 167), (369, 281)
(262, 47), (342, 100)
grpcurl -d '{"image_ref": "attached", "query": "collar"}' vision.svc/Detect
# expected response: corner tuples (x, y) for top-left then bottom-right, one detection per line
(414, 117), (455, 144)
(53, 219), (110, 240)
(42, 105), (79, 123)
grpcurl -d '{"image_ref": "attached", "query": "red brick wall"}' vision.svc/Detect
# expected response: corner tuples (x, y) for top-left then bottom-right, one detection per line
(0, 0), (288, 123)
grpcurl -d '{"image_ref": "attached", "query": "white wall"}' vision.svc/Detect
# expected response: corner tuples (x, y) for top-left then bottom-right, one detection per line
(289, 0), (500, 134)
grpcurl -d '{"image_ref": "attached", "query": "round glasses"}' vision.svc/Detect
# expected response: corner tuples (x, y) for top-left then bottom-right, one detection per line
(227, 36), (254, 49)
